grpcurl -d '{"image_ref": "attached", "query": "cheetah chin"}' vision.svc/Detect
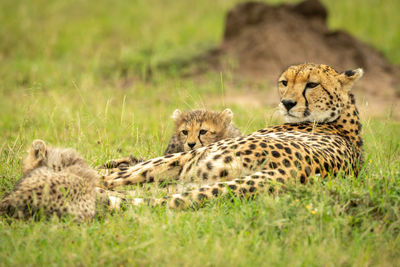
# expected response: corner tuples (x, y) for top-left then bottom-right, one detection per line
(102, 63), (364, 210)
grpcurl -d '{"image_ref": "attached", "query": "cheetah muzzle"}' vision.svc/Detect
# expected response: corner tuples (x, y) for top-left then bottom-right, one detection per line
(102, 63), (364, 209)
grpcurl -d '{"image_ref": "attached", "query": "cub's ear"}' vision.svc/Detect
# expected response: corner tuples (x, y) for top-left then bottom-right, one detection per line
(338, 68), (364, 91)
(220, 108), (233, 124)
(31, 139), (47, 159)
(22, 139), (47, 174)
(171, 109), (182, 121)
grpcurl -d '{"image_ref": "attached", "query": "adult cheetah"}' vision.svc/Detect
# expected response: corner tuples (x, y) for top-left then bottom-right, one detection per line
(103, 63), (364, 209)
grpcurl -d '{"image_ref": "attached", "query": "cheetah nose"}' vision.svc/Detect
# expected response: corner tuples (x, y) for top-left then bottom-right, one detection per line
(281, 99), (297, 111)
(188, 142), (196, 149)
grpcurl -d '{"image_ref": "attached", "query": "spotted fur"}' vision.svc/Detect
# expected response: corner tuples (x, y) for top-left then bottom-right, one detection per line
(165, 108), (242, 154)
(103, 64), (364, 209)
(0, 140), (129, 221)
(102, 108), (242, 168)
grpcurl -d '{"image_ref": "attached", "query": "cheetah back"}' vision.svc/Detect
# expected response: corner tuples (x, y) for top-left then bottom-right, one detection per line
(103, 63), (364, 210)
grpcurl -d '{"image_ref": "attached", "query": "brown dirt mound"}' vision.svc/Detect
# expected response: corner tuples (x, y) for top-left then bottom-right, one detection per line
(205, 0), (400, 116)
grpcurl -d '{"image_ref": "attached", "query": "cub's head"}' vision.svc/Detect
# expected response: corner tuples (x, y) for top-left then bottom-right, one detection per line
(22, 139), (86, 174)
(278, 63), (363, 123)
(172, 109), (234, 151)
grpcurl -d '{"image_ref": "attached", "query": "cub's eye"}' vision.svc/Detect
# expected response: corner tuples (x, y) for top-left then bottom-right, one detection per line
(199, 129), (208, 135)
(181, 130), (188, 135)
(280, 80), (288, 87)
(306, 82), (319, 88)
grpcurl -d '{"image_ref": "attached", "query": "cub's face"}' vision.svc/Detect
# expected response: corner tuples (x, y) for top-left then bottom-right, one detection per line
(172, 109), (234, 151)
(277, 64), (363, 123)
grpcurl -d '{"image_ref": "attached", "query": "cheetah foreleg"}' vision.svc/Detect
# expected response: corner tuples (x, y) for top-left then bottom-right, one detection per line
(95, 187), (142, 210)
(120, 170), (285, 209)
(103, 152), (194, 189)
(101, 155), (144, 169)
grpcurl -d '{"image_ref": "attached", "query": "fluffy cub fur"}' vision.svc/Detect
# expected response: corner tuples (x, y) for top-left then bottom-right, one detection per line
(103, 108), (242, 168)
(164, 108), (242, 154)
(0, 140), (116, 221)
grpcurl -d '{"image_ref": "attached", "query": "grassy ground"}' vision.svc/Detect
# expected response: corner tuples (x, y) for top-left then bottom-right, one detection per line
(1, 0), (399, 266)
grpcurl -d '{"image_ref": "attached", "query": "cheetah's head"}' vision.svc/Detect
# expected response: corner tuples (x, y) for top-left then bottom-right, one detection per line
(278, 63), (363, 123)
(172, 109), (234, 151)
(22, 139), (86, 174)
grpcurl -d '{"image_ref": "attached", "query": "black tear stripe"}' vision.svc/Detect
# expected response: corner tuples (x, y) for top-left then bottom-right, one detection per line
(198, 123), (204, 147)
(302, 86), (310, 117)
(198, 135), (204, 147)
(321, 85), (330, 95)
(321, 85), (333, 99)
(301, 72), (312, 117)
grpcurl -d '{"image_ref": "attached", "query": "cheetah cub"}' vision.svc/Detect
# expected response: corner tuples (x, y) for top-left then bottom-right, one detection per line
(165, 108), (242, 154)
(103, 63), (365, 209)
(0, 140), (122, 221)
(104, 108), (242, 168)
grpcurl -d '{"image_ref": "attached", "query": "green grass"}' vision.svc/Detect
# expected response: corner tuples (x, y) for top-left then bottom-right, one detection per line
(0, 0), (399, 266)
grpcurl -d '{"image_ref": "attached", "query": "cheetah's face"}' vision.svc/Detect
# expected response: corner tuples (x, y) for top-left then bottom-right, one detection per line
(177, 121), (226, 151)
(277, 64), (363, 123)
(172, 109), (234, 151)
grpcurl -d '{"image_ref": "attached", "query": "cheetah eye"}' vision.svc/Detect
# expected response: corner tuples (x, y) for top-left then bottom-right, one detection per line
(306, 82), (319, 89)
(199, 129), (208, 135)
(181, 130), (188, 135)
(280, 80), (288, 87)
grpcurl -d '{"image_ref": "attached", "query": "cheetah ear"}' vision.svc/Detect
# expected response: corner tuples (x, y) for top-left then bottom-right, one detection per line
(338, 68), (364, 91)
(171, 109), (182, 121)
(22, 139), (47, 174)
(31, 139), (47, 159)
(220, 108), (233, 124)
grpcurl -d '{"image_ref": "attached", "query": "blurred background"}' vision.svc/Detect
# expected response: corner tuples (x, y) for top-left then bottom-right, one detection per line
(0, 1), (399, 265)
(0, 0), (400, 150)
(0, 0), (399, 154)
(1, 0), (399, 160)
